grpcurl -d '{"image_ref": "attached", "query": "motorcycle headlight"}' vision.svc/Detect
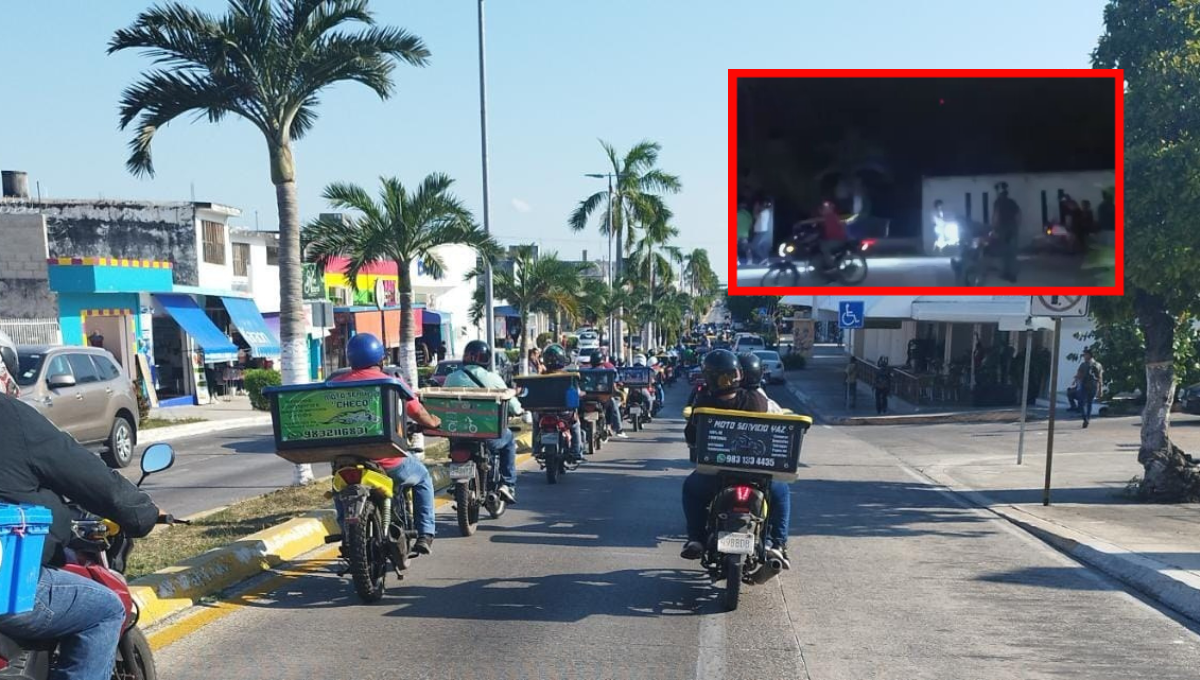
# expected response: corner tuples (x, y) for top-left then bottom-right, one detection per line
(945, 222), (960, 245)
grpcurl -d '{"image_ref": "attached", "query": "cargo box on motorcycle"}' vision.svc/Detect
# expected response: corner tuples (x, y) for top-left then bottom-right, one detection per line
(263, 378), (413, 464)
(617, 366), (652, 387)
(419, 387), (514, 440)
(513, 373), (581, 411)
(578, 368), (617, 395)
(0, 504), (52, 615)
(690, 408), (813, 482)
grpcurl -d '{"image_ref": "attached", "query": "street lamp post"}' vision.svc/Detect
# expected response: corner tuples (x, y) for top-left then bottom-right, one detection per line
(586, 172), (621, 356)
(478, 0), (495, 369)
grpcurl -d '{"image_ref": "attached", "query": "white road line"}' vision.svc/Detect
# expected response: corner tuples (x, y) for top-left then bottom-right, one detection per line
(694, 613), (726, 680)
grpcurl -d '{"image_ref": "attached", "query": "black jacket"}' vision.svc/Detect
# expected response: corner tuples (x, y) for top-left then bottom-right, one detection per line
(684, 389), (768, 447)
(0, 395), (159, 566)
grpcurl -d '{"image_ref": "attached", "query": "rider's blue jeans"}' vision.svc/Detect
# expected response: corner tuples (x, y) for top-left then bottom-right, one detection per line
(486, 428), (518, 487)
(0, 567), (126, 680)
(334, 456), (437, 537)
(682, 471), (791, 548)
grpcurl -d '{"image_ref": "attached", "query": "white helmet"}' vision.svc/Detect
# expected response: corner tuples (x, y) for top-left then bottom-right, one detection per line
(633, 354), (647, 367)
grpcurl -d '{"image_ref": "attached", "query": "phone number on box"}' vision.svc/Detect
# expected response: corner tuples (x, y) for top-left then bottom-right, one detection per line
(716, 454), (777, 468)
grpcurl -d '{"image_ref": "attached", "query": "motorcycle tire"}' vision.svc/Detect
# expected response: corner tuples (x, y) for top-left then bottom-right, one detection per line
(633, 415), (642, 432)
(455, 480), (478, 537)
(347, 501), (387, 603)
(115, 626), (156, 680)
(585, 424), (596, 456)
(545, 451), (560, 484)
(723, 554), (743, 612)
(836, 252), (869, 285)
(962, 262), (984, 286)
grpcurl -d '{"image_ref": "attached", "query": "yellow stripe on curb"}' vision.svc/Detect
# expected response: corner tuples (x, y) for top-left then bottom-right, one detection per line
(142, 437), (537, 650)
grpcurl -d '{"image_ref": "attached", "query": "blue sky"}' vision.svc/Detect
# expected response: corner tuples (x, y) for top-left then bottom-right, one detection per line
(0, 1), (1110, 282)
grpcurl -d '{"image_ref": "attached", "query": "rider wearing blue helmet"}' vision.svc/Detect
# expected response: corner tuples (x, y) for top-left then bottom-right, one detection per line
(330, 333), (441, 555)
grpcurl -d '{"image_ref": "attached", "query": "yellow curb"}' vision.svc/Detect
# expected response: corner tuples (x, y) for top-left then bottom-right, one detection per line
(140, 431), (535, 648)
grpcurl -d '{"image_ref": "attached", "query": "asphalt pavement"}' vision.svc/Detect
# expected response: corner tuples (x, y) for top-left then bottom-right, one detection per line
(118, 424), (292, 518)
(737, 253), (1094, 288)
(151, 383), (1200, 679)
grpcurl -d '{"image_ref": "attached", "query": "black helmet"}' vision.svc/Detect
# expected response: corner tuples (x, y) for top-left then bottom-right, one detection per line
(542, 344), (568, 371)
(738, 352), (763, 389)
(0, 331), (17, 377)
(702, 349), (741, 396)
(463, 340), (491, 367)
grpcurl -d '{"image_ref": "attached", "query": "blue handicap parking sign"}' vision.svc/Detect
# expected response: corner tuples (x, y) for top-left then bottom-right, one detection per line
(839, 301), (864, 329)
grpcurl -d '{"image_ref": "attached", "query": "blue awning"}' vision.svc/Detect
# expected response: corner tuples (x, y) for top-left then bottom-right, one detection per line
(494, 305), (519, 317)
(153, 294), (239, 364)
(422, 309), (453, 324)
(220, 297), (281, 358)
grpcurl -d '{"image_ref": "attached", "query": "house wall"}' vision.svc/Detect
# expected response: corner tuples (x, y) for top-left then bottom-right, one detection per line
(230, 232), (281, 313)
(0, 199), (200, 285)
(195, 209), (235, 290)
(0, 212), (55, 318)
(57, 292), (141, 346)
(920, 170), (1115, 254)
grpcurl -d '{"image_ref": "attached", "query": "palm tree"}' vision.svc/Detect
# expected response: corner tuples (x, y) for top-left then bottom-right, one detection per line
(109, 1), (430, 476)
(304, 174), (500, 454)
(683, 248), (717, 297)
(468, 247), (582, 374)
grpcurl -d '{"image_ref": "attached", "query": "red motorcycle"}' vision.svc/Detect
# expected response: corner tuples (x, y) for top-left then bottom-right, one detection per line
(0, 443), (186, 680)
(533, 410), (578, 484)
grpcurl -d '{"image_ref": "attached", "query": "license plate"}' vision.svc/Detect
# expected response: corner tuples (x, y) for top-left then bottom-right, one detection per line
(540, 433), (560, 447)
(630, 406), (642, 415)
(584, 412), (600, 421)
(448, 462), (475, 480)
(716, 532), (755, 555)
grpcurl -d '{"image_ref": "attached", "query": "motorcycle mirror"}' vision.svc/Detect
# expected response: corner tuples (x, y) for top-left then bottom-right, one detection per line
(137, 443), (176, 486)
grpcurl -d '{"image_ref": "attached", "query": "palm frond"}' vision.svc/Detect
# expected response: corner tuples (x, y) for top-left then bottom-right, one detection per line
(568, 190), (608, 233)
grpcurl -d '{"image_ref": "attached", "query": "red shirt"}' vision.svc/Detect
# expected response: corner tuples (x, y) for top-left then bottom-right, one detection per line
(822, 212), (846, 240)
(329, 367), (420, 469)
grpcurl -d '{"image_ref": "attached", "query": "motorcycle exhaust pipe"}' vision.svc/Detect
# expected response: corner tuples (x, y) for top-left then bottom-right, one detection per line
(767, 557), (784, 571)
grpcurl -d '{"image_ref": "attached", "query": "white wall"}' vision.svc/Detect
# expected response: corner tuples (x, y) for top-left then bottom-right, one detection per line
(411, 244), (487, 352)
(921, 171), (1115, 255)
(231, 231), (281, 313)
(194, 208), (235, 290)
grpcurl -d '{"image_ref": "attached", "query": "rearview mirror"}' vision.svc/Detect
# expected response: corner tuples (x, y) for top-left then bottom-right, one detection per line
(139, 443), (176, 483)
(47, 373), (76, 390)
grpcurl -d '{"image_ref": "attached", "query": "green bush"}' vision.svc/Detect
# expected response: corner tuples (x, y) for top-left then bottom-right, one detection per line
(505, 349), (520, 363)
(782, 354), (806, 371)
(566, 336), (579, 350)
(244, 369), (282, 411)
(536, 332), (554, 348)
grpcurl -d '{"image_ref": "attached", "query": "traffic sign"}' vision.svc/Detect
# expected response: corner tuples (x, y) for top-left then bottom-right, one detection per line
(1030, 295), (1088, 317)
(838, 301), (865, 329)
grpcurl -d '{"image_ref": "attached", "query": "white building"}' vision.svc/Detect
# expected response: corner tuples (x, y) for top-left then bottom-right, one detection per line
(229, 228), (281, 312)
(921, 170), (1115, 255)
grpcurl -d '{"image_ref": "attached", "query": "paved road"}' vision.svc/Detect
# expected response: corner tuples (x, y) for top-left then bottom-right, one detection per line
(154, 383), (1200, 679)
(118, 425), (291, 518)
(738, 253), (1095, 288)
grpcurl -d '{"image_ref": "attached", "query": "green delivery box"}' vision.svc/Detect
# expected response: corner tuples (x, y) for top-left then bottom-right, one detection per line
(420, 387), (514, 440)
(264, 378), (413, 464)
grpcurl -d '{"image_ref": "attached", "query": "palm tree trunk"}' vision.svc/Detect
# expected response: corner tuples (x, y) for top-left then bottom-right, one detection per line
(396, 262), (424, 457)
(272, 141), (312, 485)
(1136, 288), (1200, 501)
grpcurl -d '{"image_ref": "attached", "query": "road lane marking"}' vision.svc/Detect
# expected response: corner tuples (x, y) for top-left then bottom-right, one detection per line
(694, 613), (726, 680)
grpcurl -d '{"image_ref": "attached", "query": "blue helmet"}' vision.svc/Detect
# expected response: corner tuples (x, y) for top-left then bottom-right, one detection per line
(347, 333), (385, 369)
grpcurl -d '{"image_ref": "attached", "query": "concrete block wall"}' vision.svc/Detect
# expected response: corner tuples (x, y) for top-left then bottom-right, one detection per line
(0, 213), (56, 318)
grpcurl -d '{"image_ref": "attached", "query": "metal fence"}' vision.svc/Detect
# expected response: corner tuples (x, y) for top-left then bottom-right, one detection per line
(0, 318), (62, 345)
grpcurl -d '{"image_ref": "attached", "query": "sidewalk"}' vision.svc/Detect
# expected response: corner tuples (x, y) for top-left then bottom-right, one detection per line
(142, 395), (271, 444)
(787, 345), (1048, 425)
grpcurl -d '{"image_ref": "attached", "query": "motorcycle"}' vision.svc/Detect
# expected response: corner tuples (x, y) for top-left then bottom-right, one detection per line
(447, 428), (519, 537)
(624, 387), (651, 432)
(774, 217), (870, 286)
(579, 396), (609, 456)
(0, 443), (186, 680)
(948, 221), (1001, 287)
(532, 410), (578, 484)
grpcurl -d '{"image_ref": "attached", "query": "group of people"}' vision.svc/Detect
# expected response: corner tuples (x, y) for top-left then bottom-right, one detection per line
(1059, 190), (1116, 251)
(844, 356), (893, 414)
(736, 196), (849, 273)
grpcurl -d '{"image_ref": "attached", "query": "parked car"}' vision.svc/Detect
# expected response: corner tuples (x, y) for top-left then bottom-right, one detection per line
(733, 335), (766, 353)
(1180, 384), (1200, 415)
(753, 350), (786, 384)
(430, 359), (463, 387)
(14, 345), (140, 468)
(577, 330), (601, 351)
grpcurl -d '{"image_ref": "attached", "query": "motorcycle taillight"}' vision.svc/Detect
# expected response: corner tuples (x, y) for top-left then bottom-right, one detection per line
(449, 447), (472, 463)
(539, 415), (559, 430)
(734, 485), (753, 502)
(338, 467), (363, 485)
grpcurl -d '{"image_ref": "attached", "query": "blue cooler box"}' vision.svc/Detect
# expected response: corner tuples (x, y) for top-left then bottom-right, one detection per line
(0, 504), (52, 615)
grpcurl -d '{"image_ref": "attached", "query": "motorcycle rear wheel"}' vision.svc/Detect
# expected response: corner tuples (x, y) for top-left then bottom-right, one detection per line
(114, 626), (156, 680)
(545, 450), (560, 484)
(836, 253), (869, 285)
(455, 479), (478, 537)
(348, 502), (387, 603)
(723, 554), (743, 612)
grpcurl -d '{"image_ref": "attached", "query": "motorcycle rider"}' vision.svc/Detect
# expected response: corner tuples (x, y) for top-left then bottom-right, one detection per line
(443, 340), (524, 503)
(0, 334), (163, 680)
(738, 352), (784, 414)
(818, 200), (848, 274)
(681, 349), (793, 569)
(588, 350), (628, 439)
(538, 344), (585, 462)
(330, 333), (441, 555)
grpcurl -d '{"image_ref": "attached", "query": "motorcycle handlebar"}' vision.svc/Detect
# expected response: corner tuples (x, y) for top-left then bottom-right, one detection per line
(157, 514), (191, 526)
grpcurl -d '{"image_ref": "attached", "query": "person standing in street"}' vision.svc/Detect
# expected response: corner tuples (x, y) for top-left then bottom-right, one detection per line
(1077, 200), (1096, 250)
(737, 198), (754, 265)
(1075, 348), (1104, 428)
(750, 196), (774, 265)
(1098, 190), (1115, 232)
(874, 356), (892, 415)
(992, 182), (1021, 283)
(845, 358), (858, 408)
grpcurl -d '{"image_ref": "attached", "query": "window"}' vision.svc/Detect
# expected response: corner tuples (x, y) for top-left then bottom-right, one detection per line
(233, 243), (250, 277)
(65, 353), (100, 384)
(202, 220), (226, 265)
(265, 245), (279, 266)
(94, 355), (121, 381)
(43, 355), (72, 382)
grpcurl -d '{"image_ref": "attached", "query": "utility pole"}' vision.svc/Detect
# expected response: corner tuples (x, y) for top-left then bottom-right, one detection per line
(477, 0), (495, 368)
